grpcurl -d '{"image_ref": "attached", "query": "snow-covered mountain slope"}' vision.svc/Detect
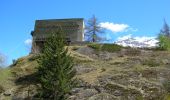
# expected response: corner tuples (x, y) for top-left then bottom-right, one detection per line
(115, 35), (159, 48)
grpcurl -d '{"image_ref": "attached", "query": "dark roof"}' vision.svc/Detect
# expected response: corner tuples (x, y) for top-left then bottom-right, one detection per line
(32, 18), (84, 35)
(34, 18), (84, 30)
(35, 18), (84, 22)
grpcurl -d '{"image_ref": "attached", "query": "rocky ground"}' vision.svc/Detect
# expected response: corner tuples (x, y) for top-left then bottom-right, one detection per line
(0, 45), (170, 100)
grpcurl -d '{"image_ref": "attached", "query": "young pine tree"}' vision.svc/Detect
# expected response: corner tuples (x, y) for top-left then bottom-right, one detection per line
(37, 31), (76, 100)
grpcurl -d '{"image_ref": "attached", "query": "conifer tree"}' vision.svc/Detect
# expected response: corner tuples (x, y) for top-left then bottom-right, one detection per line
(85, 15), (104, 42)
(160, 19), (170, 37)
(158, 20), (170, 51)
(37, 31), (76, 100)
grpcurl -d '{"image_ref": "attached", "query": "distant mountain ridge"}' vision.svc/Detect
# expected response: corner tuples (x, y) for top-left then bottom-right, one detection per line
(115, 36), (159, 48)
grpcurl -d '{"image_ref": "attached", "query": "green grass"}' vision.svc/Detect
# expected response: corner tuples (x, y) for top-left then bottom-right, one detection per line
(0, 68), (12, 90)
(0, 68), (11, 82)
(87, 43), (101, 51)
(158, 34), (170, 51)
(142, 59), (160, 67)
(101, 44), (122, 52)
(164, 94), (170, 100)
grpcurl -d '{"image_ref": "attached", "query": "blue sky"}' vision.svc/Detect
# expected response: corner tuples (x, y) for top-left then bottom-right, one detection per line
(0, 0), (170, 65)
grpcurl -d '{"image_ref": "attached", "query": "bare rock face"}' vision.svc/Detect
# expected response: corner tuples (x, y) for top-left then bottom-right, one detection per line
(162, 59), (170, 65)
(76, 89), (98, 99)
(76, 46), (96, 58)
(68, 87), (98, 100)
(76, 46), (115, 60)
(74, 65), (97, 75)
(88, 93), (117, 100)
(3, 89), (12, 96)
(11, 85), (38, 100)
(104, 83), (143, 100)
(97, 52), (114, 60)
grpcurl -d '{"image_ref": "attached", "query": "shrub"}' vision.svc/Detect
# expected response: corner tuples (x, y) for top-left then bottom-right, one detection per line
(37, 32), (76, 100)
(158, 34), (170, 51)
(11, 58), (24, 67)
(101, 44), (122, 52)
(28, 55), (39, 61)
(87, 43), (101, 51)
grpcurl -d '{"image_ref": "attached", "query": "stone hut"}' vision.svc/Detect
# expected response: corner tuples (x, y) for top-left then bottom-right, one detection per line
(31, 18), (84, 53)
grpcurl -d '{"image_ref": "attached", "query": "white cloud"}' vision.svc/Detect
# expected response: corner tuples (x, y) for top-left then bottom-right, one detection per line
(24, 39), (32, 46)
(116, 34), (159, 47)
(100, 22), (129, 33)
(126, 27), (138, 32)
(0, 53), (6, 67)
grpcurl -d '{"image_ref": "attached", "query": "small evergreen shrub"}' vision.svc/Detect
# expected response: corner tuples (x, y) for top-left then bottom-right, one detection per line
(37, 32), (76, 100)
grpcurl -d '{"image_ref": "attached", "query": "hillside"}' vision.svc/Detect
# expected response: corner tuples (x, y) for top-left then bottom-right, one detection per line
(0, 44), (170, 100)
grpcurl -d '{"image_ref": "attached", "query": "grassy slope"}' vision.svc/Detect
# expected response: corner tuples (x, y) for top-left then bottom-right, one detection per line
(70, 46), (170, 99)
(0, 68), (12, 90)
(0, 45), (170, 99)
(0, 55), (38, 100)
(0, 68), (14, 100)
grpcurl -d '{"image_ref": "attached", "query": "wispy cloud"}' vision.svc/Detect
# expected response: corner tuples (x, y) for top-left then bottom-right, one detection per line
(100, 22), (129, 33)
(24, 39), (32, 46)
(0, 53), (7, 66)
(117, 34), (132, 41)
(125, 27), (138, 32)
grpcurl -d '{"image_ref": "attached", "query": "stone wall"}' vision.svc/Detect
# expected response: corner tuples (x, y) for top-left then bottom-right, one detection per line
(31, 18), (85, 53)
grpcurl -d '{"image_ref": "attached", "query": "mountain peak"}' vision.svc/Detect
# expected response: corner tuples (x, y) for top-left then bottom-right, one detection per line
(115, 36), (159, 48)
